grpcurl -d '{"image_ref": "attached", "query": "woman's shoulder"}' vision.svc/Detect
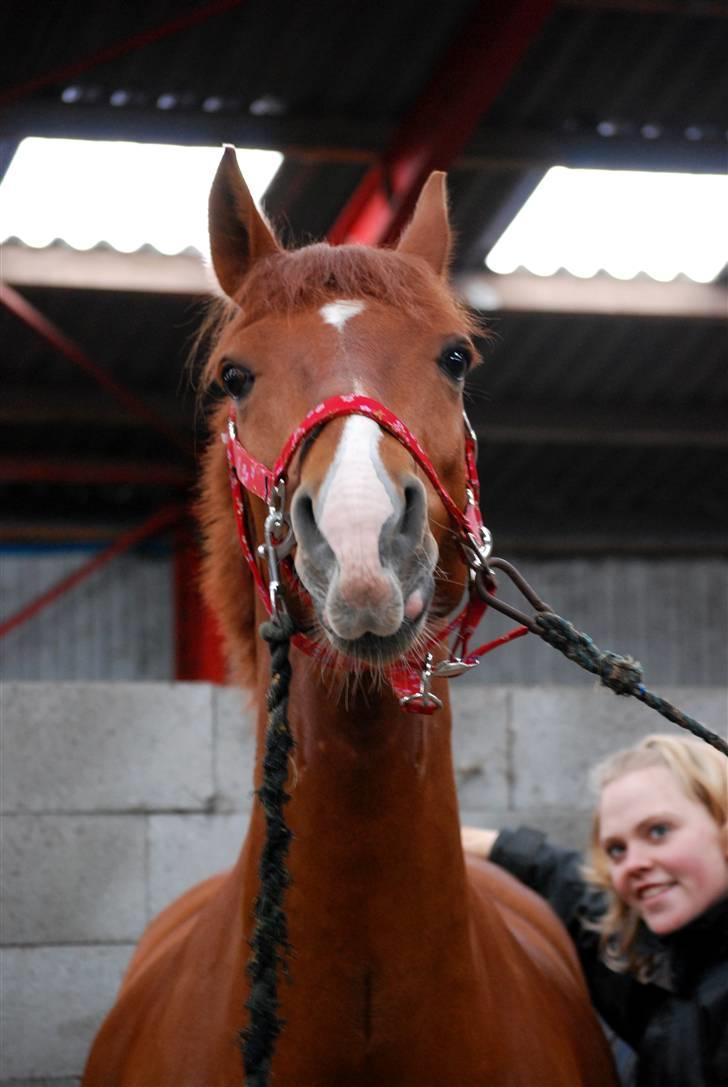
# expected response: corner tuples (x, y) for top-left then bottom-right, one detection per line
(665, 895), (728, 994)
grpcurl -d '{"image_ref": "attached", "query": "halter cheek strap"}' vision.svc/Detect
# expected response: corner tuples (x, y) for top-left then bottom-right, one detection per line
(224, 394), (527, 712)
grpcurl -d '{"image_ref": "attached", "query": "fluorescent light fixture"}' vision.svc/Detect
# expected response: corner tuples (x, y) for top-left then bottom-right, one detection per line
(0, 138), (283, 256)
(486, 167), (728, 284)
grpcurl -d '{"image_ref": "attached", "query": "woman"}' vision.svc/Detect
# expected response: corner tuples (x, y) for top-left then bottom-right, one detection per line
(462, 733), (728, 1087)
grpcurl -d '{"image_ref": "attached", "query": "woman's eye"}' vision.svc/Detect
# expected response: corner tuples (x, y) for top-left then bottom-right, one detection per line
(606, 843), (625, 861)
(221, 363), (254, 400)
(648, 822), (670, 840)
(438, 343), (472, 382)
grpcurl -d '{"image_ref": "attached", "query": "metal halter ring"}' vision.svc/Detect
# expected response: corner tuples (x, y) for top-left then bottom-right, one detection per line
(461, 525), (493, 572)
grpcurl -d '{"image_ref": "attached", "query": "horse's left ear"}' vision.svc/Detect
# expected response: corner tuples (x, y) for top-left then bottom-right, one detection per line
(208, 145), (280, 299)
(396, 171), (451, 277)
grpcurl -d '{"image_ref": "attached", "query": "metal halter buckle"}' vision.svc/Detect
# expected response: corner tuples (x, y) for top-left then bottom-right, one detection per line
(263, 481), (291, 617)
(399, 652), (443, 712)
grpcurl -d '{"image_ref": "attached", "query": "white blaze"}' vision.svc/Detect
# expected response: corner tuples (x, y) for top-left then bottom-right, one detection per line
(317, 414), (395, 606)
(318, 298), (386, 589)
(320, 299), (365, 331)
(314, 297), (402, 634)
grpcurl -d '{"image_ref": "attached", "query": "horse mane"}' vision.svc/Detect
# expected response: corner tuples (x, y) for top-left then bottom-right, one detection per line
(196, 240), (485, 690)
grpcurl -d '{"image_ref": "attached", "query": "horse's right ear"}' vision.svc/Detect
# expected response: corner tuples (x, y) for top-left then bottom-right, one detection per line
(208, 145), (280, 299)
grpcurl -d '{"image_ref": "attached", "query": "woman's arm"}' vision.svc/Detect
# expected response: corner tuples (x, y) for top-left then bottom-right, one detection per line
(460, 826), (499, 859)
(462, 823), (659, 1050)
(463, 824), (588, 917)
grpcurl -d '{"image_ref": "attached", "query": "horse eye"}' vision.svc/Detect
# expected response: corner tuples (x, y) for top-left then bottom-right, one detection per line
(221, 363), (254, 400)
(438, 344), (471, 382)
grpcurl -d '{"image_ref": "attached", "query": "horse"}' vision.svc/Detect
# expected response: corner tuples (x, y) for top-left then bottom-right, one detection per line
(83, 148), (618, 1087)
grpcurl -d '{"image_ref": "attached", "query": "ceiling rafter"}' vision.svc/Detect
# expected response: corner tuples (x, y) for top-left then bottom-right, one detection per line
(327, 0), (556, 246)
(2, 105), (724, 177)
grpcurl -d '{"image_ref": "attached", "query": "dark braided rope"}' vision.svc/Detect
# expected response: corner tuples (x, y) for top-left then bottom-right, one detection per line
(534, 611), (728, 757)
(241, 610), (296, 1086)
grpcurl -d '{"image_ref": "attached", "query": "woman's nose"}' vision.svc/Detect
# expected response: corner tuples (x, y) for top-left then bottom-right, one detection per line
(624, 843), (652, 874)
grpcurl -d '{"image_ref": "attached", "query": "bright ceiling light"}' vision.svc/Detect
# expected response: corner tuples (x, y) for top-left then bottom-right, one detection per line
(0, 138), (283, 256)
(486, 166), (728, 284)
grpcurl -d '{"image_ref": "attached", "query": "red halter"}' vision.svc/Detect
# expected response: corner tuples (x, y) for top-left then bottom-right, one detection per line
(224, 394), (528, 712)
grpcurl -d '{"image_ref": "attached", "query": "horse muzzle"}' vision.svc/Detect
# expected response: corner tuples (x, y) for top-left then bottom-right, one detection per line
(291, 473), (437, 658)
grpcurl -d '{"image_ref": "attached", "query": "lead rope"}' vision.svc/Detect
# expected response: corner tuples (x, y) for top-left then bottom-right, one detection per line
(241, 609), (296, 1086)
(474, 560), (728, 758)
(533, 611), (728, 757)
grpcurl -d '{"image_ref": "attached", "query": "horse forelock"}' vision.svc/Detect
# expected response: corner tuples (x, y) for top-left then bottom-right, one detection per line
(239, 243), (475, 321)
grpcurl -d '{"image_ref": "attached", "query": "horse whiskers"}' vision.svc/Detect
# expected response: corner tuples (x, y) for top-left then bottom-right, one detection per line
(433, 563), (459, 588)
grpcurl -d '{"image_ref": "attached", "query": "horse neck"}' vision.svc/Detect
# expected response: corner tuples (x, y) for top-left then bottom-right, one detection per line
(244, 636), (474, 968)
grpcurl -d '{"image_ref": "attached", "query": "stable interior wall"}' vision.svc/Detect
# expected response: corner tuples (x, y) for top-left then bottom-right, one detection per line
(2, 681), (726, 1084)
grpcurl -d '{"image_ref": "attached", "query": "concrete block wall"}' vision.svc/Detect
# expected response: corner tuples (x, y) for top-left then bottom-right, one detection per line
(1, 681), (726, 1085)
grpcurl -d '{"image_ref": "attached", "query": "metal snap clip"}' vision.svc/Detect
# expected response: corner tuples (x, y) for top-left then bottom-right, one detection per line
(399, 652), (443, 712)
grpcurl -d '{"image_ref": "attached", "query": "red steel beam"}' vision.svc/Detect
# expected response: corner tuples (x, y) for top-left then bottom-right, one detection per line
(0, 0), (244, 108)
(0, 504), (184, 640)
(0, 457), (191, 486)
(174, 523), (228, 683)
(1, 283), (191, 459)
(328, 0), (555, 247)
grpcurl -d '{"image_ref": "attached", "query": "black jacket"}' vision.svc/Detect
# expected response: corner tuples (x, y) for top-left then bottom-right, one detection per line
(490, 826), (728, 1087)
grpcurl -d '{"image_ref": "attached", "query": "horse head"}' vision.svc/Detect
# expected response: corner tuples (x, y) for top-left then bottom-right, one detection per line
(203, 147), (482, 680)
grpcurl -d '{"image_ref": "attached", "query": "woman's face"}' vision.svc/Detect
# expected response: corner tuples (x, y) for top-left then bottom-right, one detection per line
(599, 765), (728, 935)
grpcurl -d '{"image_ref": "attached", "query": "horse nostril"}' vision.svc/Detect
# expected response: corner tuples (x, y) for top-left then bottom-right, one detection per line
(291, 490), (317, 544)
(291, 489), (333, 567)
(400, 480), (426, 547)
(293, 491), (314, 532)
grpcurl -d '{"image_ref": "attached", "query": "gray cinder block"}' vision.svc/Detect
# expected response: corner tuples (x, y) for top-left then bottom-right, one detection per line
(213, 686), (257, 811)
(147, 812), (250, 918)
(450, 685), (510, 809)
(1, 815), (146, 944)
(0, 946), (133, 1080)
(510, 686), (727, 809)
(0, 682), (215, 813)
(460, 806), (592, 854)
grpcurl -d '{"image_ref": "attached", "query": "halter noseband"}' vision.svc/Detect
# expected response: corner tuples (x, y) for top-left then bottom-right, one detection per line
(224, 393), (527, 713)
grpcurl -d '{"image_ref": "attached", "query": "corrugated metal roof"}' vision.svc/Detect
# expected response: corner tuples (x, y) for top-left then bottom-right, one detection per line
(1, 0), (726, 550)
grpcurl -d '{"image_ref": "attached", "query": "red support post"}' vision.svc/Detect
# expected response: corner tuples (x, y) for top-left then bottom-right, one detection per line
(328, 0), (555, 247)
(174, 524), (228, 683)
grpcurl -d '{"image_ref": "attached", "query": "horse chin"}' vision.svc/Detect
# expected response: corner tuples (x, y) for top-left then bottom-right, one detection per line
(327, 614), (426, 666)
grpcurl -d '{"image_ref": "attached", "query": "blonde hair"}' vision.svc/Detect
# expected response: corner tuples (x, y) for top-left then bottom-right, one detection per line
(584, 733), (728, 979)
